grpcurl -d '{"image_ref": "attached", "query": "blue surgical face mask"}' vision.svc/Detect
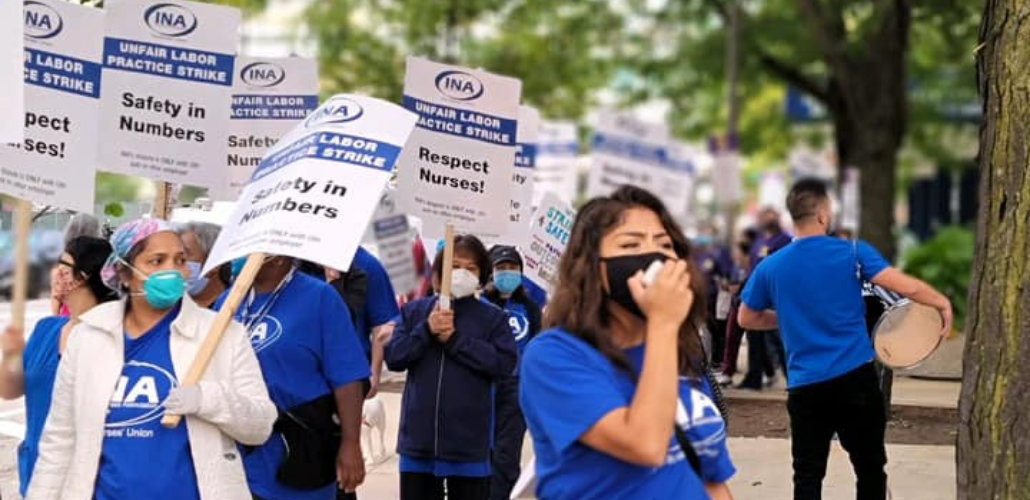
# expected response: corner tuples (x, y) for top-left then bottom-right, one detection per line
(186, 261), (209, 297)
(123, 259), (186, 310)
(494, 270), (522, 295)
(694, 235), (714, 247)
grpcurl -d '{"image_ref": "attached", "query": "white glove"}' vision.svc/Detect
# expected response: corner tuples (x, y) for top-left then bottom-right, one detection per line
(164, 385), (203, 416)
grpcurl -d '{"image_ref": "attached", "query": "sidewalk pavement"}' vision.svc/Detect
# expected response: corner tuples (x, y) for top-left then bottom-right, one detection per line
(357, 390), (957, 500)
(723, 374), (961, 409)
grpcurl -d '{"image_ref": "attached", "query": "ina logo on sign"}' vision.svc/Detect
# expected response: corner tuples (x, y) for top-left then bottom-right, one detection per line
(434, 71), (485, 101)
(241, 61), (286, 88)
(304, 97), (364, 128)
(144, 3), (198, 38)
(24, 1), (63, 40)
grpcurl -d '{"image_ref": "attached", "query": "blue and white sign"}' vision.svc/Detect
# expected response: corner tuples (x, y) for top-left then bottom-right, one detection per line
(0, 1), (24, 143)
(507, 105), (539, 242)
(370, 188), (419, 295)
(523, 192), (576, 293)
(586, 111), (670, 198)
(97, 0), (240, 189)
(656, 141), (697, 222)
(484, 105), (539, 243)
(215, 56), (319, 200)
(0, 0), (103, 212)
(532, 120), (579, 206)
(395, 56), (522, 238)
(203, 94), (419, 275)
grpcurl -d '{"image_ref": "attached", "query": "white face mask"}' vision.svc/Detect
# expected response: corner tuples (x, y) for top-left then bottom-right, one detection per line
(450, 269), (480, 299)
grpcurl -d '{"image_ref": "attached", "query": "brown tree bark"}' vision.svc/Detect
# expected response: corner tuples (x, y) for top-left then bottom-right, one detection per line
(958, 0), (1030, 498)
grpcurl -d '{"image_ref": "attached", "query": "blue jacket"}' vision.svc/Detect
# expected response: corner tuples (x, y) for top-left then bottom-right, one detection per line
(385, 295), (517, 463)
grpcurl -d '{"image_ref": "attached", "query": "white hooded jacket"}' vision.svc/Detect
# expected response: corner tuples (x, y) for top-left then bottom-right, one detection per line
(26, 296), (276, 500)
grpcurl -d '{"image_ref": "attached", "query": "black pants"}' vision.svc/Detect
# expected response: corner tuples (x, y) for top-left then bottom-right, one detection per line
(401, 472), (491, 500)
(706, 316), (728, 369)
(787, 363), (888, 500)
(740, 331), (776, 387)
(490, 376), (526, 500)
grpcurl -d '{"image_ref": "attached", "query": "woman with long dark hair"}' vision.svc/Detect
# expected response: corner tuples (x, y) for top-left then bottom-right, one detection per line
(520, 185), (736, 500)
(0, 236), (118, 497)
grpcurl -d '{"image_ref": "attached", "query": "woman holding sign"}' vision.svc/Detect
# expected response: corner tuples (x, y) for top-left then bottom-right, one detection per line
(26, 219), (277, 500)
(0, 236), (117, 497)
(385, 235), (518, 500)
(519, 186), (737, 500)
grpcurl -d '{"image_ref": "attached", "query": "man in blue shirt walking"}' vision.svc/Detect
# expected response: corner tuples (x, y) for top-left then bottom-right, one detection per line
(740, 179), (952, 500)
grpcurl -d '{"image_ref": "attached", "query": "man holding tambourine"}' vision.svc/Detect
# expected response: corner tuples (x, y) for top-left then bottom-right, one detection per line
(738, 179), (953, 500)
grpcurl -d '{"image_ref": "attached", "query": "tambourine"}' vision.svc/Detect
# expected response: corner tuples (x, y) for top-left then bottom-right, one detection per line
(872, 298), (944, 369)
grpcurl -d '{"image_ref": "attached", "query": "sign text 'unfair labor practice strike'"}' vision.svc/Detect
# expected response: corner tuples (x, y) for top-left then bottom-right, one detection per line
(98, 0), (240, 191)
(217, 56), (319, 200)
(203, 94), (419, 275)
(0, 0), (103, 213)
(396, 56), (522, 239)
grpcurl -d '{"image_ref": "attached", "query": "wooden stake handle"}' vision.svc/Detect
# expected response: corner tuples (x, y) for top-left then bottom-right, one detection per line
(161, 253), (266, 428)
(438, 223), (455, 310)
(11, 200), (32, 330)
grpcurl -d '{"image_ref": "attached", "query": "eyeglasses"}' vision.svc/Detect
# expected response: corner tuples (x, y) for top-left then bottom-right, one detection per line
(57, 259), (75, 269)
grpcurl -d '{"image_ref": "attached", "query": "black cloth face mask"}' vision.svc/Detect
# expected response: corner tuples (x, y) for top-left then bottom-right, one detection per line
(602, 252), (668, 319)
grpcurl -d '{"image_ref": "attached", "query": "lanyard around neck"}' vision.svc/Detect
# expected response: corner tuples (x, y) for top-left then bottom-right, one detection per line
(240, 267), (295, 332)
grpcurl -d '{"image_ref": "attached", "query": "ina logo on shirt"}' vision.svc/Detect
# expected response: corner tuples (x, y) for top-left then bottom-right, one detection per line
(106, 361), (178, 433)
(247, 315), (284, 353)
(508, 313), (530, 342)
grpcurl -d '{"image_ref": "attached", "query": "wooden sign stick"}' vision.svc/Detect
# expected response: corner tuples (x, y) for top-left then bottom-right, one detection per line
(10, 199), (32, 330)
(438, 223), (455, 310)
(161, 252), (266, 428)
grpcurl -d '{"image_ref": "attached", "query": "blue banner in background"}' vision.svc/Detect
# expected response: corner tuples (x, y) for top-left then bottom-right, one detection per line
(103, 37), (234, 86)
(231, 94), (319, 120)
(24, 48), (102, 98)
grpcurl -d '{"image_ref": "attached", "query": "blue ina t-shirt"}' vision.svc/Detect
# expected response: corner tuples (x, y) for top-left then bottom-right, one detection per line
(95, 304), (200, 500)
(519, 329), (712, 500)
(352, 247), (400, 357)
(522, 277), (548, 309)
(19, 316), (68, 497)
(741, 236), (890, 388)
(503, 299), (533, 355)
(220, 272), (371, 500)
(624, 345), (735, 483)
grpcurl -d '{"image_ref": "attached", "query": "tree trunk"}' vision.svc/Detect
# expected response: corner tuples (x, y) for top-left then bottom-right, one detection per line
(957, 1), (1030, 498)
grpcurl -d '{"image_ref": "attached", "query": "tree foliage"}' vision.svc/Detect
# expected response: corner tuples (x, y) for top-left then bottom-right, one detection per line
(305, 0), (626, 119)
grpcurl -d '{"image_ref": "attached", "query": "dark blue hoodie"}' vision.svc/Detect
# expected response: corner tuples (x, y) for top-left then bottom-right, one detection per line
(385, 295), (518, 463)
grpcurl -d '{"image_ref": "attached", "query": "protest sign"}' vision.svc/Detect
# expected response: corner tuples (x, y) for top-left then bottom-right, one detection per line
(98, 0), (240, 189)
(215, 56), (319, 200)
(586, 111), (669, 198)
(370, 187), (419, 295)
(523, 192), (575, 293)
(202, 94), (419, 275)
(503, 105), (539, 242)
(532, 120), (579, 206)
(0, 1), (24, 143)
(0, 0), (103, 212)
(654, 141), (696, 218)
(395, 56), (522, 238)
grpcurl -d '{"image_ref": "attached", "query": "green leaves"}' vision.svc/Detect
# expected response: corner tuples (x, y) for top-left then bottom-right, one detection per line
(901, 226), (975, 329)
(304, 0), (626, 120)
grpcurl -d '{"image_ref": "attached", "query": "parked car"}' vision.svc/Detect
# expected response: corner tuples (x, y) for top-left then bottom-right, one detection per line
(0, 229), (64, 300)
